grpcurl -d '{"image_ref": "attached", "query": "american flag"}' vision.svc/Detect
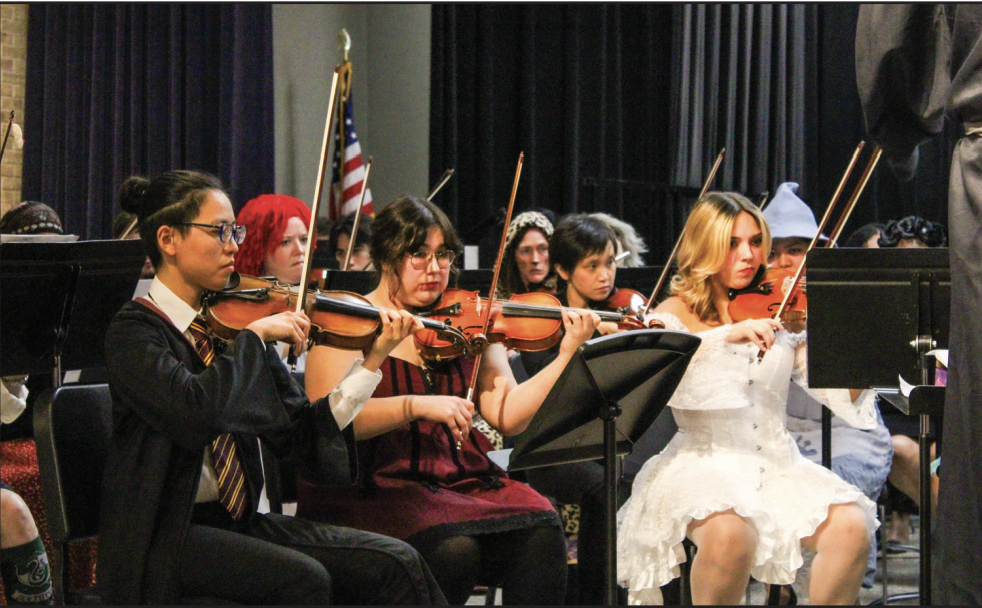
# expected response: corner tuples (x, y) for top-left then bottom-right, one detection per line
(328, 95), (374, 219)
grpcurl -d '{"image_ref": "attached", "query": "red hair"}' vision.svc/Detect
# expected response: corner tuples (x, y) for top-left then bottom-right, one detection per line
(235, 194), (314, 277)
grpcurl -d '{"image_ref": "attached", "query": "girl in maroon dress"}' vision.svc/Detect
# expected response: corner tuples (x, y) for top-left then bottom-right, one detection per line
(299, 195), (601, 605)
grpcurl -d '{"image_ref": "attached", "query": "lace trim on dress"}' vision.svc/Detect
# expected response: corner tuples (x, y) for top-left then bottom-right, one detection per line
(651, 312), (752, 411)
(791, 341), (877, 430)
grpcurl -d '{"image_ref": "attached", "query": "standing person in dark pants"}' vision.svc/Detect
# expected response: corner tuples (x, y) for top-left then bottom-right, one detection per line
(98, 170), (445, 604)
(857, 5), (982, 602)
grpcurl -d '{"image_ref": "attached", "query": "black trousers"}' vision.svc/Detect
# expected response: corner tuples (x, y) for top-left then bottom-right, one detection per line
(526, 461), (630, 605)
(179, 502), (447, 605)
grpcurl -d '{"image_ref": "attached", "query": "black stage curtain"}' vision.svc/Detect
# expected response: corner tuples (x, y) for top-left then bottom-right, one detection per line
(431, 4), (951, 262)
(22, 4), (274, 240)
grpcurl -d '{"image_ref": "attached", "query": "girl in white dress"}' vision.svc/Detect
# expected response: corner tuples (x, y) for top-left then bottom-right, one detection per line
(618, 192), (879, 605)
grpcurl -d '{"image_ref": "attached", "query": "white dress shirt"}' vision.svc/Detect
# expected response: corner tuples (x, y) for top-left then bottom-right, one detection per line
(1, 376), (29, 425)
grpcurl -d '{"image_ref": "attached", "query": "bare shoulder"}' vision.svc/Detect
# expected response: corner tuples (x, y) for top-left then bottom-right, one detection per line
(654, 296), (691, 318)
(653, 297), (711, 333)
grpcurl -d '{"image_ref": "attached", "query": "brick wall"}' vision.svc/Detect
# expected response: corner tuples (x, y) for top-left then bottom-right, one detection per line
(1, 4), (28, 218)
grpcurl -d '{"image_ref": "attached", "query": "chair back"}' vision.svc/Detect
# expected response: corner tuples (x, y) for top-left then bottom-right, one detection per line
(33, 384), (113, 544)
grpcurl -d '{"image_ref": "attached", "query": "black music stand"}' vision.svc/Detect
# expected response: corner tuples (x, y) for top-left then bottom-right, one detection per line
(499, 329), (701, 605)
(807, 247), (949, 606)
(1, 240), (146, 383)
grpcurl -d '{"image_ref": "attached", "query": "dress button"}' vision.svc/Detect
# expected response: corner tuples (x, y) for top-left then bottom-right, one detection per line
(759, 467), (765, 473)
(749, 379), (754, 385)
(752, 424), (758, 429)
(756, 445), (762, 451)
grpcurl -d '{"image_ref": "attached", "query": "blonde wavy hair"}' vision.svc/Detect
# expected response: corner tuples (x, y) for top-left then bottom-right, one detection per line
(670, 191), (770, 323)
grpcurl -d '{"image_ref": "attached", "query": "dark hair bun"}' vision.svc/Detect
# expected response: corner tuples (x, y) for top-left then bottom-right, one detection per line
(118, 177), (151, 215)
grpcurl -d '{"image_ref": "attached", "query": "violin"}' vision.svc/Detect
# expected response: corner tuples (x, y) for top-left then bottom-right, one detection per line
(413, 288), (646, 360)
(203, 273), (470, 353)
(727, 267), (807, 332)
(600, 287), (666, 329)
(726, 142), (882, 343)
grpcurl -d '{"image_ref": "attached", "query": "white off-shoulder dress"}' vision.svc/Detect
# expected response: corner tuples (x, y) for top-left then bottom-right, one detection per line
(617, 312), (880, 604)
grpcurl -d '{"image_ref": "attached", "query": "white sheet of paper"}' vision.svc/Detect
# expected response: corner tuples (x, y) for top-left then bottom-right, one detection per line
(899, 374), (916, 397)
(927, 349), (949, 368)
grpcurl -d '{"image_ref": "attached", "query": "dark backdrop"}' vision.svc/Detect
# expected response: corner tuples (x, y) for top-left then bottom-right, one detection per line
(22, 4), (274, 240)
(431, 4), (954, 263)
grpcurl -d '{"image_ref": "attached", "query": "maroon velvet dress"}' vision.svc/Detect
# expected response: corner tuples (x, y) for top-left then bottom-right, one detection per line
(295, 356), (560, 544)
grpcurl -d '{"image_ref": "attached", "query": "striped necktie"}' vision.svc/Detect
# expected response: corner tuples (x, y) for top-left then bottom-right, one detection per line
(189, 318), (248, 520)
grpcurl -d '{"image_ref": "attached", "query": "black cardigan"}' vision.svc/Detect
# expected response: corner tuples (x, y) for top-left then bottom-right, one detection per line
(96, 300), (355, 604)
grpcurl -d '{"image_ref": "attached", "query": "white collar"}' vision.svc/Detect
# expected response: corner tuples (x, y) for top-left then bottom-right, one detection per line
(147, 276), (200, 334)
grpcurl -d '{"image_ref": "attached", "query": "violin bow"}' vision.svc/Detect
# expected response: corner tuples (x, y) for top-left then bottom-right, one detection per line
(827, 146), (882, 246)
(464, 152), (524, 428)
(769, 142), (877, 328)
(643, 147), (726, 317)
(0, 111), (14, 166)
(426, 168), (455, 201)
(296, 67), (342, 304)
(341, 156), (373, 270)
(757, 191), (770, 210)
(283, 68), (341, 368)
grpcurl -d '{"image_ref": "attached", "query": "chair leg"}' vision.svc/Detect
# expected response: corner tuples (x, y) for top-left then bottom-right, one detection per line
(485, 584), (497, 606)
(679, 539), (695, 605)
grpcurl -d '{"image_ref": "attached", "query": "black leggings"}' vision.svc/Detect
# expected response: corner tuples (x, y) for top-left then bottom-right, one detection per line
(410, 525), (567, 605)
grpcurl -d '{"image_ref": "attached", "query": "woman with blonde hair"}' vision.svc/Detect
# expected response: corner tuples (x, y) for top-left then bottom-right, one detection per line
(618, 192), (878, 605)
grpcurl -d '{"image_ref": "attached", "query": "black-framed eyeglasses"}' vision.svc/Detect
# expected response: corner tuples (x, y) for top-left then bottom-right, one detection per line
(406, 249), (456, 270)
(176, 222), (247, 245)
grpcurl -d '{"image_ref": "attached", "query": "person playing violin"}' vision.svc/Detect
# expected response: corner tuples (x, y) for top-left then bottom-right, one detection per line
(298, 195), (601, 606)
(494, 210), (558, 300)
(98, 171), (445, 604)
(329, 213), (375, 271)
(762, 182), (893, 595)
(235, 193), (313, 285)
(515, 212), (634, 604)
(618, 191), (879, 605)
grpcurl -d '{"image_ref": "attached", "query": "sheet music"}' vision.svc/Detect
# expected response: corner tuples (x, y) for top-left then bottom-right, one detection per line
(0, 234), (79, 243)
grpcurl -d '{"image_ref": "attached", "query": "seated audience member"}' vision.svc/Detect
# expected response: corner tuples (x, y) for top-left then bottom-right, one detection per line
(0, 201), (65, 440)
(763, 182), (893, 590)
(1, 378), (54, 605)
(98, 170), (443, 604)
(299, 195), (600, 605)
(0, 201), (63, 236)
(875, 215), (947, 546)
(495, 210), (558, 299)
(329, 213), (374, 271)
(0, 203), (65, 604)
(590, 212), (648, 267)
(842, 222), (886, 248)
(235, 193), (312, 284)
(113, 210), (156, 279)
